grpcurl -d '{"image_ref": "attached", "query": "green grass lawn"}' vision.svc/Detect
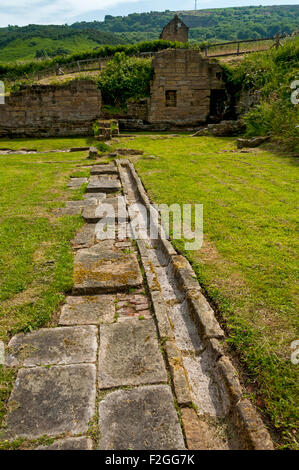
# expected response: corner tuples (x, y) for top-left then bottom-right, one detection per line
(113, 134), (299, 449)
(0, 136), (98, 152)
(0, 138), (100, 428)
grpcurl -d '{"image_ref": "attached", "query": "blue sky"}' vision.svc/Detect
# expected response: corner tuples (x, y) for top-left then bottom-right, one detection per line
(0, 1), (298, 27)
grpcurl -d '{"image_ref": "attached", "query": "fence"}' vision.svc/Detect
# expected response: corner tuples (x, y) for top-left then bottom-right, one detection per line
(6, 32), (299, 84)
(200, 33), (297, 58)
(34, 57), (107, 81)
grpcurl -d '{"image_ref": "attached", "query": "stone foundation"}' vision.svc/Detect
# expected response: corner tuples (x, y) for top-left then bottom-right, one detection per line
(0, 79), (101, 138)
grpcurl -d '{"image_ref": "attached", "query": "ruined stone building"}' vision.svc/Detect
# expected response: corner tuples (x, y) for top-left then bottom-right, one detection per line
(160, 14), (189, 43)
(0, 50), (228, 137)
(148, 49), (226, 126)
(0, 80), (101, 137)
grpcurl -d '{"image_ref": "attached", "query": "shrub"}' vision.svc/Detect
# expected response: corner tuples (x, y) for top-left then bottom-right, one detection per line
(226, 36), (299, 152)
(97, 52), (153, 107)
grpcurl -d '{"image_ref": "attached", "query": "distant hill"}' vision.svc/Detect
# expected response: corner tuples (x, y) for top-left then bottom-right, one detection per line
(71, 5), (299, 42)
(0, 26), (121, 63)
(0, 5), (298, 63)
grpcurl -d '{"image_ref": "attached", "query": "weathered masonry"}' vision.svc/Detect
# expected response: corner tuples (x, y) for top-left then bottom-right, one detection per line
(160, 14), (189, 43)
(148, 49), (226, 126)
(0, 79), (101, 137)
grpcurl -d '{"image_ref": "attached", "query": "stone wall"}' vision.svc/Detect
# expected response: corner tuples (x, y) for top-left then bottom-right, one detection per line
(148, 49), (226, 126)
(127, 99), (149, 121)
(0, 79), (101, 137)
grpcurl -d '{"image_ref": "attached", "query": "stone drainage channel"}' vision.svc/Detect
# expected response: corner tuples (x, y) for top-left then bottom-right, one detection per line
(1, 160), (273, 450)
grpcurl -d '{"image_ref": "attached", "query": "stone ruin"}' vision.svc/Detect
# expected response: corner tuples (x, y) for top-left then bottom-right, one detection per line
(0, 49), (236, 137)
(159, 14), (189, 43)
(124, 49), (228, 130)
(0, 79), (101, 138)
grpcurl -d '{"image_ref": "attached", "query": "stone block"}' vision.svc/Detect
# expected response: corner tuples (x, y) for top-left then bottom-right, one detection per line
(98, 319), (167, 388)
(186, 290), (225, 339)
(73, 244), (143, 294)
(181, 408), (228, 450)
(4, 364), (96, 439)
(60, 295), (115, 326)
(67, 177), (88, 188)
(6, 326), (98, 367)
(36, 437), (93, 450)
(86, 176), (121, 193)
(90, 164), (118, 175)
(98, 385), (185, 449)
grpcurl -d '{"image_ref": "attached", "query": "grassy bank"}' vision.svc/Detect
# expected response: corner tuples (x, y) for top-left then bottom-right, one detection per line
(115, 134), (298, 449)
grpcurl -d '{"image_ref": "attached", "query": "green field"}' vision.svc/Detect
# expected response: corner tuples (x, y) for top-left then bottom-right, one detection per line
(113, 134), (298, 449)
(0, 35), (103, 63)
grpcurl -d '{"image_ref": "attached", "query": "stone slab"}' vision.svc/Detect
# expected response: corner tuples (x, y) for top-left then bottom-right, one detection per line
(98, 319), (167, 388)
(72, 224), (96, 248)
(98, 385), (185, 450)
(67, 177), (88, 188)
(186, 290), (225, 339)
(181, 408), (229, 450)
(182, 352), (229, 417)
(60, 295), (115, 326)
(59, 199), (97, 216)
(86, 176), (121, 193)
(73, 245), (143, 294)
(82, 196), (127, 223)
(6, 326), (98, 367)
(4, 364), (96, 439)
(84, 192), (106, 200)
(66, 199), (96, 207)
(36, 437), (93, 450)
(91, 164), (118, 175)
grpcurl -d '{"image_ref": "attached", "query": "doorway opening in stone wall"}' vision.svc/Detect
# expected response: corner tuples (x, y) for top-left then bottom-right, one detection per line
(209, 89), (227, 122)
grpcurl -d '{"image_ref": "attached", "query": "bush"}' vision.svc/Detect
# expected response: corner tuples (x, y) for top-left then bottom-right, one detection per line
(97, 52), (153, 107)
(227, 36), (299, 152)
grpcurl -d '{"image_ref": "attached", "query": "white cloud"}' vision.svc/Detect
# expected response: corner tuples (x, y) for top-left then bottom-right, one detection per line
(0, 0), (140, 26)
(1, 0), (299, 27)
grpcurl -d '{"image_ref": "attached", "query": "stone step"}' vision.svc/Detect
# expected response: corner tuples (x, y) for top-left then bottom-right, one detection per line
(83, 192), (106, 200)
(90, 164), (118, 175)
(86, 176), (121, 193)
(59, 199), (97, 216)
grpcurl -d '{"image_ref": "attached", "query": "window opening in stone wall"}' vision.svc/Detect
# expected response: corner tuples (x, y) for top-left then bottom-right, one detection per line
(166, 90), (177, 107)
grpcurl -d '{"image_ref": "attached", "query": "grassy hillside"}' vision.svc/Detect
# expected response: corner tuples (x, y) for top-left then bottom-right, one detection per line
(0, 5), (298, 64)
(0, 26), (121, 63)
(73, 5), (299, 42)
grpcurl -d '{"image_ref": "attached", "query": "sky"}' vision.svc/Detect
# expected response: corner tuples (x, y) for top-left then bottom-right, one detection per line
(0, 0), (298, 27)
